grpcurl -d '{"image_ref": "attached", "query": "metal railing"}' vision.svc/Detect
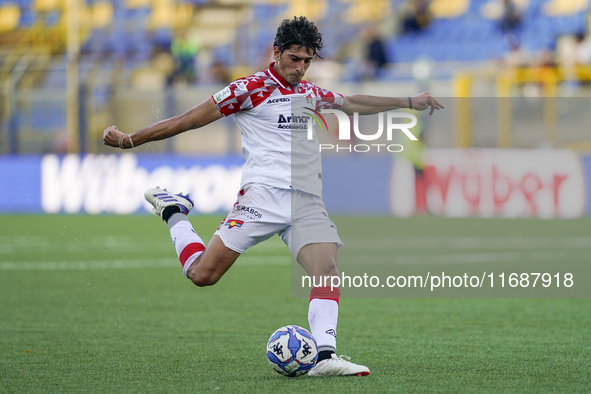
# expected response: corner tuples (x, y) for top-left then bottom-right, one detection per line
(453, 66), (591, 150)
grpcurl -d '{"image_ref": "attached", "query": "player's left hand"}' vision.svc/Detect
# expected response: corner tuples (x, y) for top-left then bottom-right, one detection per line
(411, 92), (445, 115)
(103, 125), (124, 148)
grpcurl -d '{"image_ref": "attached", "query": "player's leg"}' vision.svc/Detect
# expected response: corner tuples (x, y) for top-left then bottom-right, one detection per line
(296, 243), (368, 376)
(144, 187), (240, 286)
(185, 235), (240, 286)
(145, 184), (286, 287)
(166, 212), (240, 286)
(284, 192), (370, 377)
(296, 242), (340, 358)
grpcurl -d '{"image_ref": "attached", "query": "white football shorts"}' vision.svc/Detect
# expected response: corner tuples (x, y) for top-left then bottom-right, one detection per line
(213, 183), (343, 259)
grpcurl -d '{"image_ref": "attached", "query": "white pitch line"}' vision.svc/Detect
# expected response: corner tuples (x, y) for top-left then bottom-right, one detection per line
(0, 255), (289, 271)
(2, 236), (588, 256)
(1, 249), (585, 271)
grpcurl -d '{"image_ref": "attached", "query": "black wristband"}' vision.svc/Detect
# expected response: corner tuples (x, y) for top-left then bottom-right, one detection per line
(408, 97), (413, 110)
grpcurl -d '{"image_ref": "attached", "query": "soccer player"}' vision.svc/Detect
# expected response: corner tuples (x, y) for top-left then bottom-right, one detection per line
(103, 16), (444, 377)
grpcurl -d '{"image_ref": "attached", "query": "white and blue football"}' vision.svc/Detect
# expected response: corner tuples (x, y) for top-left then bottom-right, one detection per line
(266, 325), (318, 377)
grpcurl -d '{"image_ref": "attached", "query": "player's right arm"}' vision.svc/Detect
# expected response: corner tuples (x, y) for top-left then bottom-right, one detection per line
(103, 97), (222, 149)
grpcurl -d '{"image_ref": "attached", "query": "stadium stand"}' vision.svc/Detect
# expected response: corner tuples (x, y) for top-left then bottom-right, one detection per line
(5, 0), (586, 89)
(1, 0), (591, 154)
(389, 0), (590, 64)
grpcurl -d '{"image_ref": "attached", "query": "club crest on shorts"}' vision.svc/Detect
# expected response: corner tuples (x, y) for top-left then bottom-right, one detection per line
(225, 219), (244, 229)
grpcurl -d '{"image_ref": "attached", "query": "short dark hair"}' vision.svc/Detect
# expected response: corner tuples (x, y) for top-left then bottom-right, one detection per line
(273, 16), (324, 58)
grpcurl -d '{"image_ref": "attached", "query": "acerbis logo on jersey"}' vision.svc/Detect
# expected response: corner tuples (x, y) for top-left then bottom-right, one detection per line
(267, 98), (291, 104)
(225, 219), (244, 229)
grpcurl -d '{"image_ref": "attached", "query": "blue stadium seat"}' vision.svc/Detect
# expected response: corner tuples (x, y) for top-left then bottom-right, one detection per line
(152, 28), (173, 49)
(18, 8), (36, 27)
(252, 4), (284, 21)
(212, 44), (233, 68)
(384, 0), (591, 64)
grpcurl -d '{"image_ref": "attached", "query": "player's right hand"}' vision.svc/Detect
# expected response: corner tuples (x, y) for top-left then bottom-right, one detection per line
(103, 125), (123, 148)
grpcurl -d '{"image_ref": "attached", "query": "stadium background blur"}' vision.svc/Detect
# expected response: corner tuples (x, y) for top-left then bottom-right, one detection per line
(2, 0), (591, 219)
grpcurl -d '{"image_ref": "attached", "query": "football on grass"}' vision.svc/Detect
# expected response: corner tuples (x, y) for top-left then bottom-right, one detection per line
(266, 325), (318, 377)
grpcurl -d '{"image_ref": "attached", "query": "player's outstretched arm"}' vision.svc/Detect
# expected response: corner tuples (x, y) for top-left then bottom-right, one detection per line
(103, 97), (223, 149)
(340, 92), (445, 116)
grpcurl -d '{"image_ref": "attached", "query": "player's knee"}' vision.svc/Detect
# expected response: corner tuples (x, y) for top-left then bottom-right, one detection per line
(322, 263), (339, 277)
(188, 271), (219, 287)
(307, 264), (339, 281)
(318, 256), (339, 277)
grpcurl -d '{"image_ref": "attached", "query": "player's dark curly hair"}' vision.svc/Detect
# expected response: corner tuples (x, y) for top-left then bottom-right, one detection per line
(273, 16), (324, 58)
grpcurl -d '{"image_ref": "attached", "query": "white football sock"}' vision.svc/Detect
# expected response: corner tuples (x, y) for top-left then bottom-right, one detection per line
(308, 286), (340, 352)
(168, 213), (205, 277)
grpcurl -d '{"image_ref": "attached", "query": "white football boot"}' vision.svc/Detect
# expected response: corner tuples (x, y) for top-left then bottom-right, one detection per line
(308, 354), (370, 377)
(144, 187), (194, 220)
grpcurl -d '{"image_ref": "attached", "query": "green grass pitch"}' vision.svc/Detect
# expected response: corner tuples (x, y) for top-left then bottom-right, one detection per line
(1, 214), (590, 393)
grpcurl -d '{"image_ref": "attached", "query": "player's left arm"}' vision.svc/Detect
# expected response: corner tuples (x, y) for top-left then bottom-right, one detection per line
(339, 92), (445, 116)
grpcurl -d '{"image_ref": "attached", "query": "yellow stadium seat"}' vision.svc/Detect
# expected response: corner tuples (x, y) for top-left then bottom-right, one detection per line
(284, 0), (327, 23)
(92, 1), (113, 28)
(430, 0), (470, 18)
(150, 0), (174, 29)
(543, 0), (589, 16)
(0, 4), (20, 32)
(78, 6), (92, 30)
(126, 0), (151, 9)
(33, 0), (62, 12)
(260, 0), (288, 5)
(173, 3), (192, 28)
(342, 0), (391, 24)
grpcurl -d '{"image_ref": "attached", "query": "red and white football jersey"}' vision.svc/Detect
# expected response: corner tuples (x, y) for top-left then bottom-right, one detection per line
(212, 62), (344, 197)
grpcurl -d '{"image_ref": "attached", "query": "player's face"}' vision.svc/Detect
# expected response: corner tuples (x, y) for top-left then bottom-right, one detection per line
(273, 45), (314, 85)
